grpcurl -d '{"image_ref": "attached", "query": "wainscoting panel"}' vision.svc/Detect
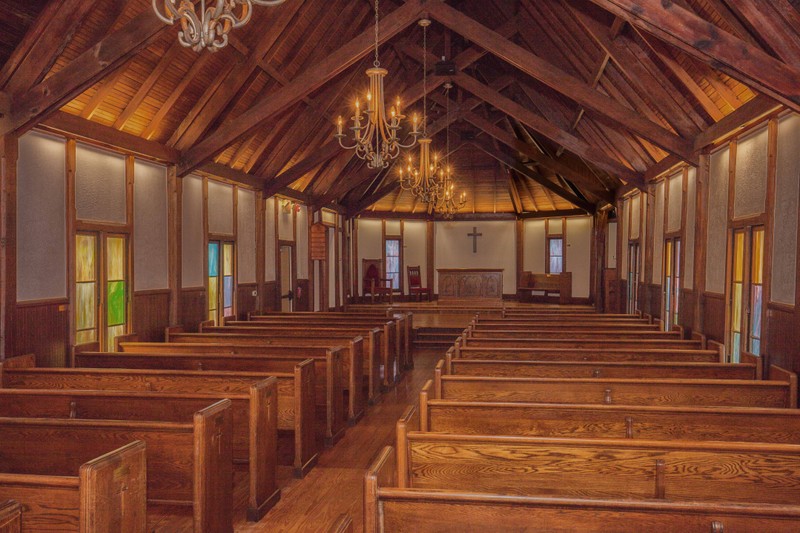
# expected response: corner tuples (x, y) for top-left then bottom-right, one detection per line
(15, 299), (69, 367)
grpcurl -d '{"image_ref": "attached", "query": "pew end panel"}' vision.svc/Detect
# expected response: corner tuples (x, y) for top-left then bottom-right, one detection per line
(193, 399), (234, 533)
(433, 360), (444, 399)
(0, 500), (21, 533)
(164, 325), (186, 342)
(707, 340), (725, 363)
(769, 364), (799, 408)
(197, 319), (215, 333)
(395, 405), (418, 489)
(740, 352), (764, 380)
(247, 378), (280, 521)
(347, 337), (366, 423)
(326, 348), (347, 445)
(364, 446), (397, 533)
(294, 359), (319, 477)
(79, 440), (147, 533)
(418, 381), (433, 432)
(691, 331), (707, 349)
(113, 333), (140, 352)
(326, 513), (353, 533)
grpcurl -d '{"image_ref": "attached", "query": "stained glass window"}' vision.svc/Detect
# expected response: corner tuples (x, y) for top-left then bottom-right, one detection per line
(673, 240), (681, 327)
(208, 242), (219, 323)
(76, 234), (97, 344)
(548, 238), (563, 274)
(749, 228), (764, 355)
(730, 231), (745, 363)
(223, 243), (234, 318)
(106, 236), (126, 351)
(385, 239), (400, 290)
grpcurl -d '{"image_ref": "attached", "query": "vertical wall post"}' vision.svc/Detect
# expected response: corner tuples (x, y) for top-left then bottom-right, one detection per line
(0, 134), (18, 359)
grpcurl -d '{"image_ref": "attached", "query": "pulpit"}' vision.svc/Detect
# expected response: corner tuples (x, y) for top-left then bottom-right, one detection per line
(518, 271), (572, 304)
(437, 268), (503, 302)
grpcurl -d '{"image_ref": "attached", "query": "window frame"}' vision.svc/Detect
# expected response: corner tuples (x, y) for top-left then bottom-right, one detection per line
(546, 236), (564, 275)
(383, 236), (402, 292)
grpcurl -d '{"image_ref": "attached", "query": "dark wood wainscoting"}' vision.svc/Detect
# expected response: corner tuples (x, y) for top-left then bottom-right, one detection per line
(616, 279), (627, 314)
(132, 290), (170, 342)
(180, 287), (206, 332)
(237, 283), (258, 320)
(644, 283), (662, 320)
(703, 292), (725, 343)
(262, 281), (278, 312)
(679, 289), (696, 333)
(15, 299), (69, 367)
(295, 279), (310, 311)
(765, 302), (798, 382)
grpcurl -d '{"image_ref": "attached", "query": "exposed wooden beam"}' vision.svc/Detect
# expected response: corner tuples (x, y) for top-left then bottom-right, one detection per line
(6, 8), (168, 135)
(471, 138), (595, 214)
(357, 211), (519, 221)
(427, 2), (695, 162)
(587, 0), (800, 113)
(178, 0), (431, 175)
(454, 73), (642, 184)
(693, 95), (782, 150)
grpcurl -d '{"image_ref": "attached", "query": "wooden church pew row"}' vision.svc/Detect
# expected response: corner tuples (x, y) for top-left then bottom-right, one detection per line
(418, 380), (800, 443)
(464, 327), (682, 341)
(77, 347), (348, 440)
(473, 316), (651, 326)
(395, 408), (800, 506)
(433, 365), (797, 408)
(0, 355), (317, 477)
(204, 322), (387, 400)
(453, 344), (723, 363)
(0, 382), (279, 522)
(252, 310), (414, 370)
(0, 500), (21, 533)
(326, 513), (353, 533)
(470, 321), (659, 332)
(169, 329), (372, 405)
(198, 324), (389, 392)
(1, 401), (233, 533)
(243, 312), (412, 371)
(364, 446), (800, 533)
(0, 442), (145, 533)
(442, 352), (761, 380)
(460, 336), (703, 351)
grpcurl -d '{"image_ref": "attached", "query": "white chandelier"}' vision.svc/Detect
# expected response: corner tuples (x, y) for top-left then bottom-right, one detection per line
(434, 84), (467, 218)
(334, 0), (421, 170)
(152, 0), (286, 52)
(398, 19), (444, 203)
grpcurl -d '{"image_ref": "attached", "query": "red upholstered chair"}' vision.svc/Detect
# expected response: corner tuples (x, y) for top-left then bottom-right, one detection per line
(362, 259), (393, 303)
(407, 265), (431, 301)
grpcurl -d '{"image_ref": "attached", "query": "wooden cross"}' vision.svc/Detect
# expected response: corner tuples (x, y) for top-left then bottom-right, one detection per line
(467, 227), (482, 253)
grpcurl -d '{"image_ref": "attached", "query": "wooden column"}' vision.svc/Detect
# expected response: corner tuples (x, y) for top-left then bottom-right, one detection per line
(615, 196), (624, 314)
(644, 186), (655, 314)
(693, 152), (710, 334)
(593, 210), (608, 311)
(515, 219), (524, 289)
(0, 134), (18, 359)
(255, 191), (265, 313)
(167, 167), (182, 326)
(426, 220), (434, 298)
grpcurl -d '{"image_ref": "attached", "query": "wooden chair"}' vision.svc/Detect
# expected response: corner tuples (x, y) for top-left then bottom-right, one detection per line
(362, 259), (393, 303)
(407, 265), (431, 301)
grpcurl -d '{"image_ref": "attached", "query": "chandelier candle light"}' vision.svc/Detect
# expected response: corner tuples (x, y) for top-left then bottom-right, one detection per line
(153, 0), (286, 52)
(398, 18), (445, 203)
(335, 0), (421, 169)
(434, 82), (467, 218)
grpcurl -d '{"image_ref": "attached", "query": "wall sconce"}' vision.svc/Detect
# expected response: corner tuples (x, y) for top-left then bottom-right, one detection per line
(282, 199), (301, 213)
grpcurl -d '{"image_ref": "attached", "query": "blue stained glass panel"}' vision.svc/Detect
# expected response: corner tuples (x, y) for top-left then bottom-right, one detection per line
(208, 243), (219, 277)
(224, 276), (233, 308)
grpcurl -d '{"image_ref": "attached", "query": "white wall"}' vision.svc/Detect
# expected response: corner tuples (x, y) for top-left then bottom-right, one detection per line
(566, 217), (592, 298)
(265, 197), (276, 282)
(181, 175), (204, 288)
(523, 219), (546, 273)
(434, 221), (517, 294)
(403, 221), (427, 291)
(207, 181), (233, 235)
(237, 189), (256, 284)
(134, 160), (168, 290)
(296, 205), (308, 279)
(75, 143), (126, 224)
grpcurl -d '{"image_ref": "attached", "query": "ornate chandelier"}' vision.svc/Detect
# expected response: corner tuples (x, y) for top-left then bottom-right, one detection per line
(152, 0), (286, 52)
(398, 19), (444, 203)
(334, 0), (420, 169)
(434, 84), (467, 218)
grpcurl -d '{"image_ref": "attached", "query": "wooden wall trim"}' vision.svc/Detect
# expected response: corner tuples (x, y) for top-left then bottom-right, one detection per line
(0, 133), (18, 358)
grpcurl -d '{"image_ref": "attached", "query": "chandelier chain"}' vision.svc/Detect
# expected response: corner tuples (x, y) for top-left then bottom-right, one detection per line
(374, 0), (380, 68)
(422, 21), (427, 137)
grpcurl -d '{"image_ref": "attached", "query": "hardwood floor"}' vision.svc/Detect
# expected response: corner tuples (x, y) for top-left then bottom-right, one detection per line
(148, 347), (442, 532)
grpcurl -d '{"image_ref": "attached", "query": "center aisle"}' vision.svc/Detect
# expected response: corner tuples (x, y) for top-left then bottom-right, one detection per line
(236, 347), (441, 533)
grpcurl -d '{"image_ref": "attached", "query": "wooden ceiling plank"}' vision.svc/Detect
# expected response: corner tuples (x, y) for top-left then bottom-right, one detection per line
(178, 0), (431, 176)
(113, 39), (184, 131)
(455, 72), (642, 184)
(472, 137), (593, 213)
(0, 0), (100, 94)
(720, 1), (800, 65)
(7, 8), (170, 135)
(587, 0), (800, 113)
(428, 2), (695, 163)
(171, 0), (305, 151)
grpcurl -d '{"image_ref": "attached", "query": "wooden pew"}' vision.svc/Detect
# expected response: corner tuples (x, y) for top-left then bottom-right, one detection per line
(0, 355), (317, 478)
(0, 402), (233, 533)
(168, 330), (373, 412)
(433, 364), (797, 408)
(465, 327), (681, 341)
(365, 446), (800, 533)
(460, 336), (702, 351)
(453, 344), (723, 363)
(443, 352), (761, 380)
(418, 380), (800, 444)
(200, 324), (392, 392)
(326, 514), (353, 533)
(0, 441), (146, 532)
(395, 409), (800, 506)
(0, 500), (21, 533)
(0, 382), (280, 522)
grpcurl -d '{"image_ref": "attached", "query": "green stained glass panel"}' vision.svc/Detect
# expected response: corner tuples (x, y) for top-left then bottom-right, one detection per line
(76, 235), (96, 282)
(208, 243), (219, 277)
(223, 243), (233, 276)
(76, 282), (96, 330)
(107, 280), (125, 326)
(107, 237), (125, 280)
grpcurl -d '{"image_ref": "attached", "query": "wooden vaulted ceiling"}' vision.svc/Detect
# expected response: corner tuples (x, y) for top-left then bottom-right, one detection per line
(0, 0), (797, 217)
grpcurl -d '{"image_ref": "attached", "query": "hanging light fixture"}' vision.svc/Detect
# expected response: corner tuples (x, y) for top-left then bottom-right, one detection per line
(435, 83), (467, 218)
(334, 0), (421, 170)
(398, 18), (444, 203)
(153, 0), (286, 53)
